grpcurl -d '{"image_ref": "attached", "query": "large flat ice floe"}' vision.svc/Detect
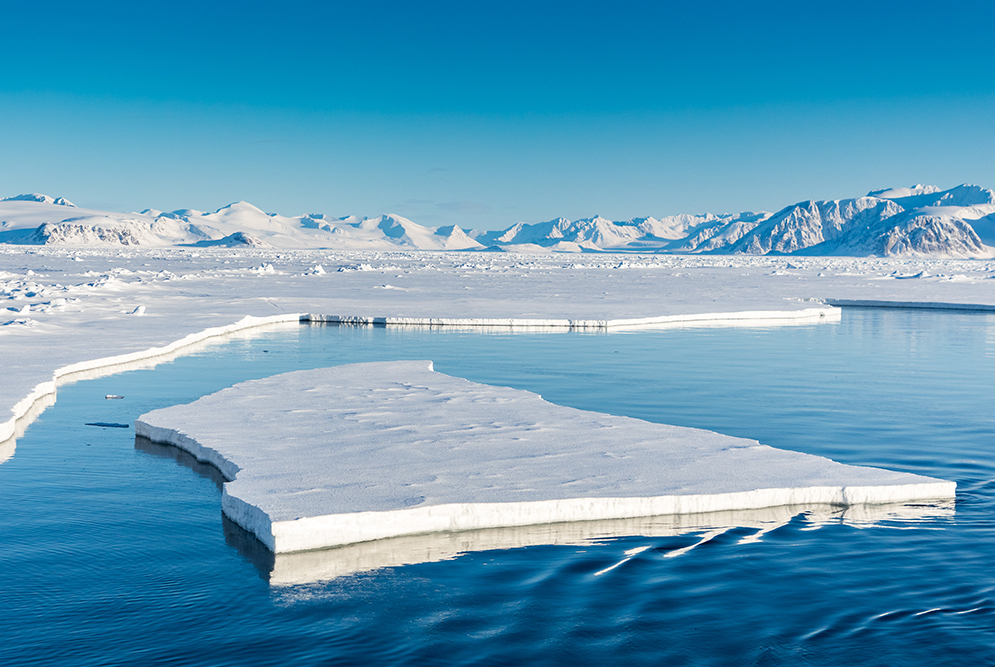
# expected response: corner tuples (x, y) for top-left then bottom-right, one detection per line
(135, 360), (955, 554)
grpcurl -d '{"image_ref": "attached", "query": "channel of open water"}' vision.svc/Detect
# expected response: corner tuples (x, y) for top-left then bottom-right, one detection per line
(1, 308), (993, 665)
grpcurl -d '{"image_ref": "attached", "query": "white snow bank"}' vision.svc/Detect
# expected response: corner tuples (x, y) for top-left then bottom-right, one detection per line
(135, 361), (955, 554)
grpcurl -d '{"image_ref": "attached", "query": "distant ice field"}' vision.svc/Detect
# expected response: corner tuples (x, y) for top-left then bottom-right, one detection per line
(1, 308), (993, 665)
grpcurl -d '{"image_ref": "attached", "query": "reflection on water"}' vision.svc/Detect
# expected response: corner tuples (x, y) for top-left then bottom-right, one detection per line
(236, 501), (954, 586)
(135, 435), (228, 489)
(138, 435), (954, 585)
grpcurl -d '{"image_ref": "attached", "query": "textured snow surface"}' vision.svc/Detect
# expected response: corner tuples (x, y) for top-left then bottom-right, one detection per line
(135, 361), (954, 553)
(3, 183), (994, 256)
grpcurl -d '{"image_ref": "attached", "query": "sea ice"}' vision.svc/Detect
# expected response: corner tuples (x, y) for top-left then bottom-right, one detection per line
(135, 361), (955, 554)
(4, 247), (995, 456)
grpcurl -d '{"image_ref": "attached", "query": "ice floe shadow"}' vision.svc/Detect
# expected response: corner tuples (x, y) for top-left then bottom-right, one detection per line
(135, 435), (228, 489)
(136, 435), (954, 586)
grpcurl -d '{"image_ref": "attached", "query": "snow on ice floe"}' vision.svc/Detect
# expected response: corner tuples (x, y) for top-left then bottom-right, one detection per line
(135, 361), (955, 556)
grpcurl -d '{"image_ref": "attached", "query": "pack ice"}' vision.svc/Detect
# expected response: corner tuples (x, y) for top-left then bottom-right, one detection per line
(135, 361), (955, 554)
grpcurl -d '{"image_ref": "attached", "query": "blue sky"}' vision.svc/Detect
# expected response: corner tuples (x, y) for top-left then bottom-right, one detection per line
(3, 1), (994, 229)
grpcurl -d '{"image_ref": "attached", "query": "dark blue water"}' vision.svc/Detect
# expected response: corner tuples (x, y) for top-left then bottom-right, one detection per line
(1, 309), (993, 665)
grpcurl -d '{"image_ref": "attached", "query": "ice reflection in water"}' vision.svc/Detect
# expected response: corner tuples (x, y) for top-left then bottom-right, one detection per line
(234, 501), (956, 585)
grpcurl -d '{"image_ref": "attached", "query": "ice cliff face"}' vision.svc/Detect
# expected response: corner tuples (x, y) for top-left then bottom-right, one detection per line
(1, 185), (992, 256)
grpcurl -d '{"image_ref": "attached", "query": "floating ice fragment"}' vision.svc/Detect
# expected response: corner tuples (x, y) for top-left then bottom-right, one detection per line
(136, 361), (955, 555)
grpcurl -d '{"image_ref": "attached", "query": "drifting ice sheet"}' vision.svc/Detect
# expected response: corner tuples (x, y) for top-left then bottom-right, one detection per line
(135, 361), (955, 554)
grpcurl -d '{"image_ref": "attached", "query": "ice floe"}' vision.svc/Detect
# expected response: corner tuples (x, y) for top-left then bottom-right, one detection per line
(135, 361), (955, 555)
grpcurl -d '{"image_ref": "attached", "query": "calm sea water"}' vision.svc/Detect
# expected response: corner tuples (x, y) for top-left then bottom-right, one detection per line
(1, 309), (993, 665)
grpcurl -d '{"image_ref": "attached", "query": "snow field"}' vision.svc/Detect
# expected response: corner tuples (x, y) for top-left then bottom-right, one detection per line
(3, 247), (995, 451)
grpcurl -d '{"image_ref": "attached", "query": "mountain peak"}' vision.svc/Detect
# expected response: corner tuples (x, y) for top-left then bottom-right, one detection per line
(2, 193), (76, 207)
(215, 201), (266, 214)
(867, 185), (941, 199)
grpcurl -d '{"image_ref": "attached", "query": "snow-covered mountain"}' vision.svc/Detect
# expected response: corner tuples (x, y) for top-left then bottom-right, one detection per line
(0, 198), (483, 251)
(2, 184), (993, 256)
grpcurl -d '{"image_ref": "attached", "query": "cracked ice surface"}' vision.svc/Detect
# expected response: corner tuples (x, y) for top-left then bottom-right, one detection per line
(136, 361), (954, 553)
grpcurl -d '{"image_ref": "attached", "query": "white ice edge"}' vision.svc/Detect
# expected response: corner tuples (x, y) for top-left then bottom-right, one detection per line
(253, 483), (953, 554)
(305, 306), (839, 329)
(826, 299), (995, 312)
(0, 306), (840, 446)
(134, 418), (955, 554)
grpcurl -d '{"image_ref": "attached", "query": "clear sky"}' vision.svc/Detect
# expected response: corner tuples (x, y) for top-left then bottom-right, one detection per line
(3, 0), (995, 229)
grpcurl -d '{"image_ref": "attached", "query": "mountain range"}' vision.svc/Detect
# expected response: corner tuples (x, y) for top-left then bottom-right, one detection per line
(2, 184), (994, 257)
